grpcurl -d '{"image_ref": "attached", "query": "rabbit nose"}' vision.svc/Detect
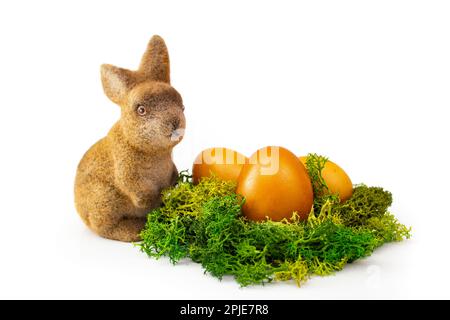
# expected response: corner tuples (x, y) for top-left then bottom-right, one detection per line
(172, 118), (180, 130)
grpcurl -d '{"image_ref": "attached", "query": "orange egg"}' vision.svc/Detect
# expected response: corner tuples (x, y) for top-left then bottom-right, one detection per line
(192, 148), (248, 184)
(237, 146), (313, 222)
(299, 156), (353, 202)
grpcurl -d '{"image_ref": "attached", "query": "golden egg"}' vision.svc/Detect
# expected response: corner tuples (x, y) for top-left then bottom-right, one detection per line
(299, 156), (353, 202)
(192, 147), (248, 184)
(237, 146), (313, 222)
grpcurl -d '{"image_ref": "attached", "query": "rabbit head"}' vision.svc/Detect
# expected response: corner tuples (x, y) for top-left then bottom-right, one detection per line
(100, 35), (186, 152)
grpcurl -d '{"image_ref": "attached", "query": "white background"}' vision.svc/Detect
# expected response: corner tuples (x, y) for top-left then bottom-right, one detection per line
(0, 0), (449, 299)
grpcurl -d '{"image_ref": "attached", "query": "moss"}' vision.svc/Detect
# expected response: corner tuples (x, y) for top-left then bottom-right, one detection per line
(138, 157), (411, 287)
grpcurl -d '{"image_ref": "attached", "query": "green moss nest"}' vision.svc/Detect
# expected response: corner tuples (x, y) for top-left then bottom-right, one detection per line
(138, 154), (411, 287)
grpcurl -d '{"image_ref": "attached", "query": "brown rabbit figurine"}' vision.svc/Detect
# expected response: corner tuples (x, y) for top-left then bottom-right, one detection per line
(74, 35), (186, 242)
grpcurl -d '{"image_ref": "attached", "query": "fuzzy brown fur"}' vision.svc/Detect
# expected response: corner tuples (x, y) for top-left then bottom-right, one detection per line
(75, 36), (185, 242)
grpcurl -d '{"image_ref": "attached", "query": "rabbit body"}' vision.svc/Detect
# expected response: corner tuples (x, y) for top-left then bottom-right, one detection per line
(75, 36), (185, 242)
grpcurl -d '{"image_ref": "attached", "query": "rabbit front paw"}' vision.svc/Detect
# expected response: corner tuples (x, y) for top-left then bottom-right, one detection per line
(129, 192), (150, 209)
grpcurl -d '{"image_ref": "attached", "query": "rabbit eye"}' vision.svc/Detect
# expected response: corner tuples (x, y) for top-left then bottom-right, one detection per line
(181, 105), (185, 111)
(136, 105), (147, 116)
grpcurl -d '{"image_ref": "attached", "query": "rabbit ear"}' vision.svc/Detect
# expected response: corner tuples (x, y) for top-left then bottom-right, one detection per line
(138, 35), (170, 83)
(101, 64), (136, 105)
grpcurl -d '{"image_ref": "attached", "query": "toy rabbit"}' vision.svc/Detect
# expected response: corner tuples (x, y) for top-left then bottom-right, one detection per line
(74, 35), (186, 242)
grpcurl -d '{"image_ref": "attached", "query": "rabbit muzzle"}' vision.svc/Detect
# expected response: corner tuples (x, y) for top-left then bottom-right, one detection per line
(165, 111), (186, 143)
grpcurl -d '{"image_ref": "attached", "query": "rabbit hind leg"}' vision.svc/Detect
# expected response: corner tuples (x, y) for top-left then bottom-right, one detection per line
(81, 183), (146, 242)
(102, 216), (146, 242)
